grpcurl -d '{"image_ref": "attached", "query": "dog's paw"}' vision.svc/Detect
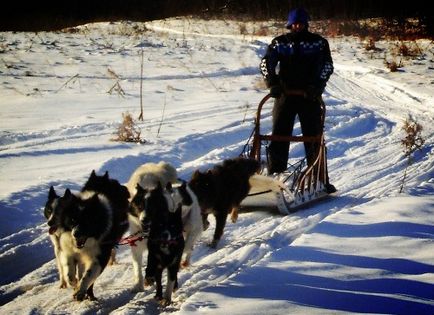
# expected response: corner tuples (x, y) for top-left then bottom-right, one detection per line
(73, 290), (86, 302)
(230, 208), (238, 223)
(159, 298), (172, 307)
(85, 292), (97, 301)
(209, 239), (219, 249)
(59, 280), (67, 289)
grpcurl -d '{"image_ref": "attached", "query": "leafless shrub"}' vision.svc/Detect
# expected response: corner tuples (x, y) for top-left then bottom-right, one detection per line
(395, 41), (423, 57)
(384, 59), (403, 72)
(253, 27), (269, 36)
(238, 102), (251, 123)
(364, 38), (380, 51)
(112, 112), (145, 143)
(238, 23), (248, 35)
(107, 68), (125, 97)
(157, 85), (175, 137)
(399, 115), (425, 193)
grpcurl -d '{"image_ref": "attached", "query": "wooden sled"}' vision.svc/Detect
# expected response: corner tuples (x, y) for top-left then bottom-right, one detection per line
(240, 92), (333, 214)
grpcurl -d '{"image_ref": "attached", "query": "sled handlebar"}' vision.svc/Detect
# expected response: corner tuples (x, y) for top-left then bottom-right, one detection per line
(249, 91), (326, 160)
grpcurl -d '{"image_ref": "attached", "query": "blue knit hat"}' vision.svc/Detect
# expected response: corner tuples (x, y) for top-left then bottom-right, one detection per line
(286, 8), (310, 29)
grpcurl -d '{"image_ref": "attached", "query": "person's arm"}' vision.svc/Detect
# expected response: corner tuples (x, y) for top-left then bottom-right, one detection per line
(318, 39), (334, 89)
(260, 39), (280, 88)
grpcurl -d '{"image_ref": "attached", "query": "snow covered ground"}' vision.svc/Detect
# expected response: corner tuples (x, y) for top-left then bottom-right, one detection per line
(1, 18), (433, 314)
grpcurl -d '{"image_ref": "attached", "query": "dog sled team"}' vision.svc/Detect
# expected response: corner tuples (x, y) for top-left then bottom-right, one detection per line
(44, 157), (260, 306)
(40, 5), (338, 307)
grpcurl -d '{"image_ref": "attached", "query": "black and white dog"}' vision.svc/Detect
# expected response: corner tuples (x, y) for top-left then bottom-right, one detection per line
(126, 162), (178, 292)
(43, 171), (129, 301)
(81, 170), (130, 264)
(144, 183), (184, 306)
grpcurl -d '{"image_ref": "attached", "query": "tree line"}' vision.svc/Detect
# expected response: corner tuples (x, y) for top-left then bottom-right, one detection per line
(0, 0), (431, 32)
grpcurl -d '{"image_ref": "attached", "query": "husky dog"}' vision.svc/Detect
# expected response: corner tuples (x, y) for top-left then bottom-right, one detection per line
(126, 161), (178, 292)
(49, 172), (129, 301)
(126, 161), (178, 196)
(144, 184), (184, 306)
(189, 157), (260, 248)
(170, 181), (203, 267)
(44, 186), (77, 288)
(44, 188), (83, 290)
(81, 170), (130, 264)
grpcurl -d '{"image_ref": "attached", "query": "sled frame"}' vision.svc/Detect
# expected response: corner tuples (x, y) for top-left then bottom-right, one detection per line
(240, 91), (330, 214)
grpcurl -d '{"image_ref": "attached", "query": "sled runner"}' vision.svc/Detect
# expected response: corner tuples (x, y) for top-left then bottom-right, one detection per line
(240, 91), (332, 214)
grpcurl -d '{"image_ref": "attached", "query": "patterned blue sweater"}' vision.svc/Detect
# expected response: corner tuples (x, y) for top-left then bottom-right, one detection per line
(260, 30), (333, 91)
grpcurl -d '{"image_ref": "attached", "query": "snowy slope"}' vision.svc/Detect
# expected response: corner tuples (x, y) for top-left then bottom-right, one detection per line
(0, 18), (433, 314)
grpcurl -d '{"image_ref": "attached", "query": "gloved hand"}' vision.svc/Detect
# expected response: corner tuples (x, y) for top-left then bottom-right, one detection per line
(305, 85), (323, 101)
(269, 85), (282, 98)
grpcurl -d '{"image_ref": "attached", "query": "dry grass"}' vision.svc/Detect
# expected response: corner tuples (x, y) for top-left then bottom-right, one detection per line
(112, 112), (145, 143)
(384, 59), (403, 72)
(399, 116), (425, 193)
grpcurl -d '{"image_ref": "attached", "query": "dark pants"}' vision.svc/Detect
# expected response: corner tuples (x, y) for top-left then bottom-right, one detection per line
(268, 95), (322, 174)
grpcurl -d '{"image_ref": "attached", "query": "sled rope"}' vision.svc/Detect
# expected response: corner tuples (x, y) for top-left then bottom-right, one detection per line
(247, 189), (272, 197)
(118, 231), (146, 247)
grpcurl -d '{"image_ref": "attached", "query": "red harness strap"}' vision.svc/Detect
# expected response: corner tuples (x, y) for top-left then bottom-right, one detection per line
(118, 233), (145, 247)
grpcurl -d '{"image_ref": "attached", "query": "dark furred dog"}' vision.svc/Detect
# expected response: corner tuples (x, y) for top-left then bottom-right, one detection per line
(71, 171), (129, 300)
(82, 170), (130, 264)
(46, 171), (130, 301)
(143, 184), (184, 306)
(189, 157), (260, 248)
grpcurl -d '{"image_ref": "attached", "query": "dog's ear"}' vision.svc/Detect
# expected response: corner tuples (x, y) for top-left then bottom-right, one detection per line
(136, 183), (144, 193)
(103, 171), (109, 180)
(64, 188), (72, 198)
(90, 170), (96, 178)
(48, 186), (58, 200)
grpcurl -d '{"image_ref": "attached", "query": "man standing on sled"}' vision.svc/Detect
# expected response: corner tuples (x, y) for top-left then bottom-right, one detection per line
(260, 7), (336, 193)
